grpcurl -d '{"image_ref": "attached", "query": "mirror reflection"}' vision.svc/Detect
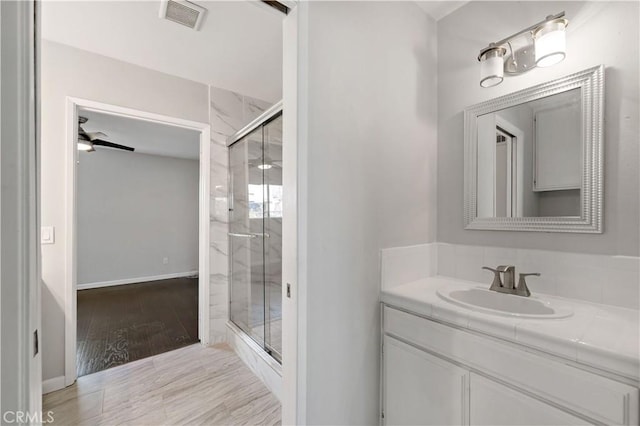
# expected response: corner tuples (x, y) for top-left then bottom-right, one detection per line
(476, 88), (581, 218)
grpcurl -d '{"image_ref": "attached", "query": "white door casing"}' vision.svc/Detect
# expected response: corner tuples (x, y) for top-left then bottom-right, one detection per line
(282, 3), (301, 424)
(63, 98), (211, 387)
(1, 0), (42, 421)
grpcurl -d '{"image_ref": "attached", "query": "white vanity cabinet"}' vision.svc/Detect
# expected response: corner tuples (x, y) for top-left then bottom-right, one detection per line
(381, 305), (639, 426)
(383, 336), (468, 425)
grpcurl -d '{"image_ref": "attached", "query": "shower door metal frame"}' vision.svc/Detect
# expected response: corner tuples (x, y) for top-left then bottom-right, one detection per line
(227, 101), (283, 362)
(226, 100), (283, 148)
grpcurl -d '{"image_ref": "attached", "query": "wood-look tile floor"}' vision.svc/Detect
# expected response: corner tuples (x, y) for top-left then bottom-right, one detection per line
(43, 343), (281, 426)
(77, 278), (199, 376)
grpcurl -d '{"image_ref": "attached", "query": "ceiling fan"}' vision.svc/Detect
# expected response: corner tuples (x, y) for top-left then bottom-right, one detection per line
(77, 116), (135, 152)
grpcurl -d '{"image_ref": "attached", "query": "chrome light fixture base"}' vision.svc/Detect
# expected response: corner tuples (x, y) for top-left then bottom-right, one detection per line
(504, 41), (537, 75)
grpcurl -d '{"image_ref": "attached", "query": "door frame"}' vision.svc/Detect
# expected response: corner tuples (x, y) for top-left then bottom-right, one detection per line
(63, 97), (211, 386)
(1, 0), (42, 417)
(495, 116), (525, 217)
(282, 3), (301, 423)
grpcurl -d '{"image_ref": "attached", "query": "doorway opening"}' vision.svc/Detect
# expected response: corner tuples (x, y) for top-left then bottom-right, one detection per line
(494, 117), (525, 218)
(495, 126), (517, 218)
(64, 99), (211, 382)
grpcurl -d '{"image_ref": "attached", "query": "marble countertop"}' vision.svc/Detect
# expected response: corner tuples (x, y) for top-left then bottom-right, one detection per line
(381, 276), (640, 384)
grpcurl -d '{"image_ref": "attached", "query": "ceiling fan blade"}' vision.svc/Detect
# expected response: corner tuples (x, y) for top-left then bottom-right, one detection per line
(92, 139), (135, 152)
(86, 131), (108, 141)
(78, 126), (90, 140)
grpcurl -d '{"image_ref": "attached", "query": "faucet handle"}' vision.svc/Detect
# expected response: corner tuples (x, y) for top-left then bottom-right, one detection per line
(482, 266), (503, 291)
(516, 273), (540, 297)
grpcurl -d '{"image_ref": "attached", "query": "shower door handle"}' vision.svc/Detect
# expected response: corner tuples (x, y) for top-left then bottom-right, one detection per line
(228, 232), (270, 238)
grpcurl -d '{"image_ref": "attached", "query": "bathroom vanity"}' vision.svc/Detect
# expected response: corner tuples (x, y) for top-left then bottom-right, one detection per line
(380, 277), (639, 425)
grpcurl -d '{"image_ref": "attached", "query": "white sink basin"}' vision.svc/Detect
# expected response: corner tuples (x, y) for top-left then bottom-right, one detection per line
(437, 286), (573, 319)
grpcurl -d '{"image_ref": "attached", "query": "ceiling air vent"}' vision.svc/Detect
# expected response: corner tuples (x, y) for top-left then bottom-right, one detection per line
(159, 0), (207, 31)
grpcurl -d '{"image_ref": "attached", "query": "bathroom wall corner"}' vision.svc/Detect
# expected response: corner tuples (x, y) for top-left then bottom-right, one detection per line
(380, 243), (437, 291)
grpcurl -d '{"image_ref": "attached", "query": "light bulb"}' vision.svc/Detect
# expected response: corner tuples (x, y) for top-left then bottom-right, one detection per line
(479, 47), (506, 88)
(534, 19), (568, 67)
(77, 140), (93, 151)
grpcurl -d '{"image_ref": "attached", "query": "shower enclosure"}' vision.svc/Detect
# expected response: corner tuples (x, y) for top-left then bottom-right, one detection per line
(228, 104), (282, 363)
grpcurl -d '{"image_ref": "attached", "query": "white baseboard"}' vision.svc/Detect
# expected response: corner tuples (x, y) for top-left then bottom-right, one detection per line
(77, 271), (198, 290)
(42, 376), (66, 394)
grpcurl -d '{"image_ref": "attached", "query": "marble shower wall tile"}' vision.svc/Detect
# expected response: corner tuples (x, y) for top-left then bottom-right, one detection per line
(244, 96), (273, 123)
(226, 325), (282, 401)
(210, 88), (244, 143)
(209, 85), (273, 344)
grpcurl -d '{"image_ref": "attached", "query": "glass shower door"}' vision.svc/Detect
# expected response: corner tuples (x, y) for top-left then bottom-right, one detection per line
(263, 115), (282, 362)
(229, 126), (265, 347)
(228, 112), (282, 363)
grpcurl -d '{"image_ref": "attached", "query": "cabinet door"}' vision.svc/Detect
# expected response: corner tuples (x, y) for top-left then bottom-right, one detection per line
(534, 103), (582, 191)
(383, 335), (468, 425)
(469, 373), (590, 425)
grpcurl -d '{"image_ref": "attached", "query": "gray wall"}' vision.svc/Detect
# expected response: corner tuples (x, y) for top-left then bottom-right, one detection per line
(41, 40), (209, 381)
(538, 190), (581, 217)
(300, 2), (438, 423)
(77, 150), (199, 286)
(437, 1), (640, 255)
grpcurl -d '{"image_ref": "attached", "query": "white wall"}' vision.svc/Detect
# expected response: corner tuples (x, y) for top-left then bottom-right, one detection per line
(40, 40), (209, 381)
(1, 0), (42, 416)
(438, 1), (640, 256)
(297, 2), (438, 423)
(77, 150), (199, 286)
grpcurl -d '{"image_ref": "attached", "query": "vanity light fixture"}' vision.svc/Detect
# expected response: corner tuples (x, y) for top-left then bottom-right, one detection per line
(479, 46), (507, 88)
(477, 12), (568, 87)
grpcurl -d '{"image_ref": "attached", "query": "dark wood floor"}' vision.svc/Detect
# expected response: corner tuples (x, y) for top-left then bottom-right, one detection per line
(77, 277), (199, 377)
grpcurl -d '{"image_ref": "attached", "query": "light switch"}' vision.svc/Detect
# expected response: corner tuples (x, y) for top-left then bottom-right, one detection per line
(41, 226), (55, 244)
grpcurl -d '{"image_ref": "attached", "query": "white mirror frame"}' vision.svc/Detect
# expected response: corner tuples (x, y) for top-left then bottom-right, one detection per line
(464, 65), (604, 233)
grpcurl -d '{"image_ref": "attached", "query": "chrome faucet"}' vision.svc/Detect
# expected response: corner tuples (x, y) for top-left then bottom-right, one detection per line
(481, 265), (540, 297)
(482, 266), (503, 292)
(516, 272), (540, 297)
(499, 265), (516, 290)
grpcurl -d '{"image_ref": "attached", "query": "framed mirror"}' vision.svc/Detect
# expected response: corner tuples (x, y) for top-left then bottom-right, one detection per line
(464, 65), (604, 233)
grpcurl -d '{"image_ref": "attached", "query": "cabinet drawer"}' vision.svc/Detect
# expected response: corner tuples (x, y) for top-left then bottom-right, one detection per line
(383, 305), (639, 425)
(470, 373), (588, 425)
